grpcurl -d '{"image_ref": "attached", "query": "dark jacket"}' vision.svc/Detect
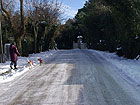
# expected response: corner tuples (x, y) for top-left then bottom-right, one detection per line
(9, 45), (21, 61)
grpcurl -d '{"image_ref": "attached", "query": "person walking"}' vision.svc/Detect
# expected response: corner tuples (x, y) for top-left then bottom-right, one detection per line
(9, 42), (21, 69)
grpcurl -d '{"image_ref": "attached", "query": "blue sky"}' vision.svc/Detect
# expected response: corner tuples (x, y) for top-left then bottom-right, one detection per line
(15, 0), (87, 20)
(59, 0), (87, 19)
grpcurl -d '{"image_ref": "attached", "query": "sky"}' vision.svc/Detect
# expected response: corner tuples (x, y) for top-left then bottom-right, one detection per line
(14, 0), (87, 22)
(59, 0), (87, 19)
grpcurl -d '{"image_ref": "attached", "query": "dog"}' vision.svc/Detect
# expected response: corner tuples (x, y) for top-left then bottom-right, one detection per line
(28, 60), (33, 69)
(38, 58), (44, 66)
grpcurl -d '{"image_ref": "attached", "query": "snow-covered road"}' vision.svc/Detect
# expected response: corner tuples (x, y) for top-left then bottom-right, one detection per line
(0, 49), (140, 105)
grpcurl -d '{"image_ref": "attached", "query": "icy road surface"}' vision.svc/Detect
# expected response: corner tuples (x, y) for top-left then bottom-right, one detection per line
(0, 50), (140, 105)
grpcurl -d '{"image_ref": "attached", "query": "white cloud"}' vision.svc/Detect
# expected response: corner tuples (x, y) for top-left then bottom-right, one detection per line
(61, 3), (77, 18)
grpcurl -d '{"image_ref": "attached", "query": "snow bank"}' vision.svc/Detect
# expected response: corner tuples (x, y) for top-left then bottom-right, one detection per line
(89, 49), (140, 86)
(1, 49), (140, 87)
(0, 50), (57, 83)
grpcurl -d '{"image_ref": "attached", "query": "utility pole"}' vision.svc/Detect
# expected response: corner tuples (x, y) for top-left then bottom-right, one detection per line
(0, 20), (5, 63)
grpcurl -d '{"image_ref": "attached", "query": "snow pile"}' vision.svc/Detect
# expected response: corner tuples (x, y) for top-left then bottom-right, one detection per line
(89, 50), (140, 86)
(0, 50), (57, 82)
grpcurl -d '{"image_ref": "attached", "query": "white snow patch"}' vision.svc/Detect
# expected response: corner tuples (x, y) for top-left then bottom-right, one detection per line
(89, 49), (140, 87)
(0, 50), (57, 83)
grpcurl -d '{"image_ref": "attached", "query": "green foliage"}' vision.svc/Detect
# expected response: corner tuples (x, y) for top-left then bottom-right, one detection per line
(1, 0), (140, 59)
(61, 0), (140, 59)
(56, 19), (80, 49)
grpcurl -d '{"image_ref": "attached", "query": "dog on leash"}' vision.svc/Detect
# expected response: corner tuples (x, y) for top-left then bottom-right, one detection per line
(28, 60), (33, 69)
(38, 58), (44, 66)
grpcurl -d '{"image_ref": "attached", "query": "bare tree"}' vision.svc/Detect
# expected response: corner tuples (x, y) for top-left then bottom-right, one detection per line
(25, 0), (62, 52)
(1, 0), (63, 54)
(0, 0), (25, 53)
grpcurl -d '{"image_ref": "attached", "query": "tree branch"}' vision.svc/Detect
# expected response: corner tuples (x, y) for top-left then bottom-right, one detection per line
(0, 0), (10, 19)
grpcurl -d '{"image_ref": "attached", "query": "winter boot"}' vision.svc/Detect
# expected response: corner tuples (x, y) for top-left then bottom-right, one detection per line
(10, 65), (13, 69)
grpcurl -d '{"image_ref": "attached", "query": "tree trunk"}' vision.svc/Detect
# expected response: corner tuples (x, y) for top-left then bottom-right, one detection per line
(15, 0), (25, 54)
(1, 0), (15, 35)
(33, 25), (38, 53)
(0, 21), (5, 63)
(16, 37), (22, 54)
